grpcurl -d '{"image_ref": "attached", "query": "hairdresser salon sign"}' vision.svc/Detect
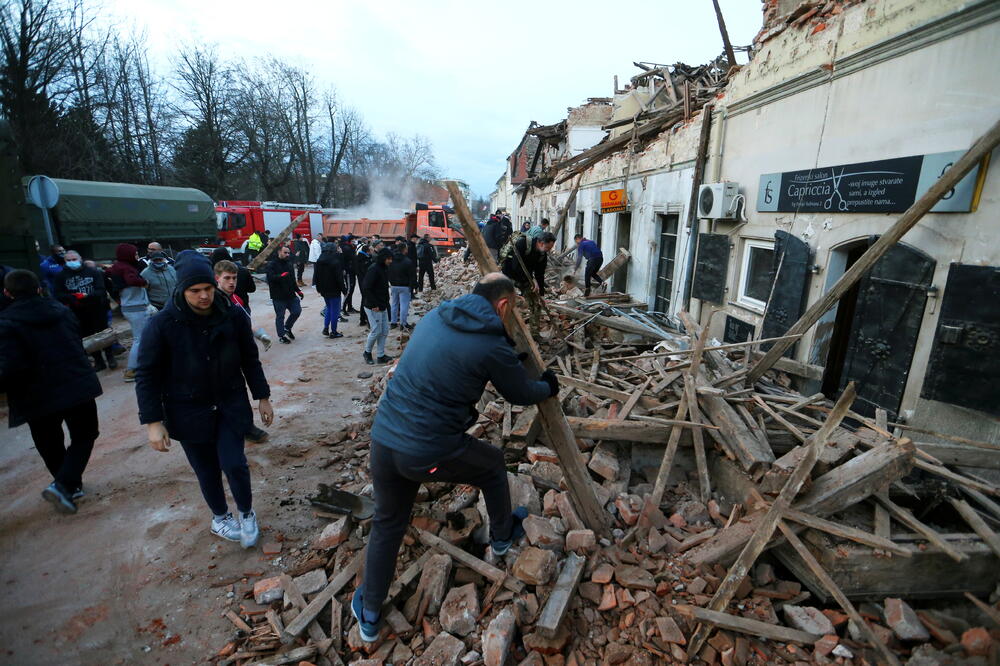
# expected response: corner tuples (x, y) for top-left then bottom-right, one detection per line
(756, 150), (987, 214)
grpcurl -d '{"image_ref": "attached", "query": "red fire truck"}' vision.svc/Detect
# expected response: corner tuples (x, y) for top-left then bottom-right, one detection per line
(322, 202), (465, 253)
(203, 200), (323, 260)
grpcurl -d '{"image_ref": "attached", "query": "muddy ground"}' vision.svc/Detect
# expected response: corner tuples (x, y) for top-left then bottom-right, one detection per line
(0, 270), (422, 665)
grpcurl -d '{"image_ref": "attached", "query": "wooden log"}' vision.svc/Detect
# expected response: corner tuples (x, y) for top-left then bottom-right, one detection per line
(247, 213), (309, 271)
(686, 384), (856, 657)
(915, 442), (1000, 469)
(875, 494), (967, 563)
(446, 180), (610, 536)
(750, 118), (1000, 382)
(782, 508), (912, 556)
(890, 423), (1000, 452)
(699, 393), (775, 473)
(777, 520), (901, 666)
(949, 498), (1000, 559)
(596, 248), (631, 282)
(644, 392), (689, 520)
(617, 378), (650, 421)
(963, 487), (1000, 522)
(565, 415), (714, 442)
(964, 592), (1000, 628)
(674, 604), (820, 644)
(82, 327), (117, 353)
(536, 553), (586, 638)
(281, 548), (364, 643)
(606, 333), (802, 363)
(753, 395), (808, 443)
(416, 528), (524, 593)
(683, 375), (711, 504)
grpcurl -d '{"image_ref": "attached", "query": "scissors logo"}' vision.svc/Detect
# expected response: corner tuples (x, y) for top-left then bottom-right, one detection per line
(824, 168), (849, 211)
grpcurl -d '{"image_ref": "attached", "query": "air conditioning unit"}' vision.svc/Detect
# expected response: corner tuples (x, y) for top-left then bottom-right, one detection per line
(698, 182), (739, 219)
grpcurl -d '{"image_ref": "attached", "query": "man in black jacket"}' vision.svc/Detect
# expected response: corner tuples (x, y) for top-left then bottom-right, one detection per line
(351, 274), (558, 642)
(136, 252), (273, 548)
(313, 242), (345, 338)
(266, 245), (304, 344)
(211, 247), (256, 312)
(388, 243), (414, 330)
(354, 243), (373, 327)
(54, 250), (117, 371)
(501, 231), (556, 330)
(0, 269), (103, 514)
(361, 248), (393, 365)
(292, 234), (309, 286)
(339, 235), (358, 313)
(416, 234), (438, 291)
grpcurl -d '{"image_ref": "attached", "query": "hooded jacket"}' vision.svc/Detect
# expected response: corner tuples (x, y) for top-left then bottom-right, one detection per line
(106, 243), (149, 311)
(0, 296), (103, 427)
(313, 244), (344, 298)
(361, 249), (392, 310)
(371, 294), (550, 459)
(387, 248), (415, 288)
(134, 289), (270, 441)
(416, 238), (438, 266)
(140, 262), (178, 309)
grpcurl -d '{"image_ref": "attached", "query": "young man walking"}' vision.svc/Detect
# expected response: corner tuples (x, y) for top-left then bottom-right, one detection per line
(416, 234), (438, 291)
(292, 234), (310, 286)
(0, 269), (103, 514)
(352, 274), (558, 641)
(388, 243), (414, 330)
(107, 243), (151, 382)
(266, 244), (303, 344)
(361, 248), (393, 365)
(312, 241), (345, 338)
(136, 252), (272, 547)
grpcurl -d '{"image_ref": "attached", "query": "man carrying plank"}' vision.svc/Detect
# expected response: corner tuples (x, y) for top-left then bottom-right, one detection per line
(351, 273), (559, 642)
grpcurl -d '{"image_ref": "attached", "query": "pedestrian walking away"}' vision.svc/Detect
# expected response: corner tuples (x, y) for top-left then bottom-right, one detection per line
(308, 234), (323, 263)
(135, 251), (273, 548)
(140, 251), (178, 310)
(388, 243), (414, 329)
(265, 245), (303, 344)
(0, 269), (103, 515)
(246, 230), (264, 263)
(361, 248), (393, 365)
(574, 234), (605, 297)
(351, 273), (558, 642)
(416, 234), (438, 291)
(340, 235), (358, 313)
(354, 243), (373, 327)
(54, 250), (117, 370)
(292, 234), (309, 285)
(106, 243), (151, 382)
(313, 241), (345, 339)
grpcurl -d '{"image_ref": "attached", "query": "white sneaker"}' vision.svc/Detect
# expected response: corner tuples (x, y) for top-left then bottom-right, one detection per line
(211, 513), (241, 542)
(240, 510), (259, 549)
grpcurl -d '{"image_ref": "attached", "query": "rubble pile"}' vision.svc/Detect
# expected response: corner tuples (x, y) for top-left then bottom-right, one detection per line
(209, 269), (1000, 666)
(755, 0), (868, 46)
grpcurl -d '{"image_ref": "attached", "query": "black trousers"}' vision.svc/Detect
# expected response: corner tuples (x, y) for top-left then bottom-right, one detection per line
(362, 437), (513, 614)
(27, 399), (99, 492)
(343, 272), (357, 310)
(584, 255), (604, 295)
(418, 263), (436, 290)
(179, 416), (252, 516)
(295, 261), (306, 281)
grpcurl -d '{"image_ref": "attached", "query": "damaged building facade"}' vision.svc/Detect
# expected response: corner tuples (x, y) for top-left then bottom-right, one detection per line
(498, 0), (1000, 440)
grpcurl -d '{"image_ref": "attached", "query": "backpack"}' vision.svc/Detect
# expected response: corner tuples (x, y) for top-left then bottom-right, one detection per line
(498, 230), (526, 267)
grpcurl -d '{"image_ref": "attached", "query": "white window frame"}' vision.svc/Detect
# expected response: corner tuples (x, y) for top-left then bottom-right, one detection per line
(737, 238), (775, 313)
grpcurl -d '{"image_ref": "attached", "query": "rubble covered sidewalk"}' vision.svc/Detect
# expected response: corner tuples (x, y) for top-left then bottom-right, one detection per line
(205, 250), (1000, 666)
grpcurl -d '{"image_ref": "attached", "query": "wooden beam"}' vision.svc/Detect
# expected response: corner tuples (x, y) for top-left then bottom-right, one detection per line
(750, 118), (1000, 382)
(536, 553), (586, 638)
(777, 520), (901, 666)
(645, 392), (689, 515)
(566, 415), (714, 442)
(551, 175), (583, 242)
(964, 592), (1000, 628)
(617, 378), (650, 421)
(683, 375), (711, 504)
(417, 528), (524, 594)
(605, 333), (802, 362)
(674, 604), (820, 645)
(446, 180), (610, 537)
(949, 498), (1000, 559)
(281, 548), (364, 643)
(711, 0), (737, 69)
(875, 494), (967, 563)
(248, 213), (309, 271)
(687, 384), (856, 657)
(782, 508), (912, 557)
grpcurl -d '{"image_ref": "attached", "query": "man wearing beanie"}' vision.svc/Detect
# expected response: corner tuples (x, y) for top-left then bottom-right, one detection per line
(135, 250), (273, 548)
(210, 247), (256, 312)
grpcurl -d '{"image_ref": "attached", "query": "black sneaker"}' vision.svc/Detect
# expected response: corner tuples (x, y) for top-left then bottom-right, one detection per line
(377, 355), (393, 364)
(93, 358), (107, 371)
(246, 426), (269, 443)
(322, 328), (329, 337)
(329, 332), (344, 339)
(389, 323), (398, 329)
(42, 482), (78, 514)
(106, 353), (118, 369)
(363, 351), (374, 365)
(285, 330), (296, 340)
(339, 315), (348, 323)
(279, 336), (291, 344)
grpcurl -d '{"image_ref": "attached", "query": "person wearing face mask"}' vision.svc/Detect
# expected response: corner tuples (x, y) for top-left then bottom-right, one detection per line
(140, 251), (178, 310)
(350, 273), (559, 643)
(54, 250), (117, 371)
(39, 244), (66, 294)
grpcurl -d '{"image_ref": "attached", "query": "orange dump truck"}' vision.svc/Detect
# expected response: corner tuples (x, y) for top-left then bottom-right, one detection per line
(322, 202), (465, 253)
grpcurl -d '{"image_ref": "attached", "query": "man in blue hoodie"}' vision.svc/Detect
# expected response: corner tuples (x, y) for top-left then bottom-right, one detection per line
(351, 273), (559, 642)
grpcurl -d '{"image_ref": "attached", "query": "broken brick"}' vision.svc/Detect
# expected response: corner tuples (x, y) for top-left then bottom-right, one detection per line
(312, 517), (350, 549)
(482, 607), (516, 666)
(527, 446), (559, 464)
(614, 565), (656, 590)
(523, 515), (562, 550)
(783, 606), (835, 635)
(655, 616), (686, 644)
(565, 529), (596, 552)
(961, 627), (992, 657)
(440, 583), (479, 637)
(588, 444), (619, 481)
(513, 547), (557, 586)
(884, 597), (929, 642)
(598, 584), (618, 611)
(253, 576), (284, 605)
(591, 563), (614, 585)
(414, 632), (465, 666)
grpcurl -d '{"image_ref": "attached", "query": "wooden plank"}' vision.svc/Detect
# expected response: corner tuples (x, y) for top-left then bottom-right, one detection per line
(417, 528), (524, 593)
(617, 378), (650, 421)
(686, 384), (856, 657)
(536, 553), (586, 638)
(875, 494), (967, 563)
(606, 333), (803, 362)
(596, 248), (631, 282)
(281, 548), (365, 643)
(551, 174), (583, 241)
(82, 327), (117, 353)
(963, 487), (1000, 522)
(964, 592), (1000, 628)
(329, 599), (343, 653)
(566, 415), (714, 442)
(782, 508), (912, 557)
(247, 213), (309, 271)
(225, 610), (253, 634)
(949, 498), (1000, 559)
(645, 392), (689, 516)
(753, 395), (808, 443)
(674, 604), (820, 645)
(915, 441), (1000, 469)
(874, 504), (891, 539)
(777, 520), (901, 666)
(558, 374), (631, 402)
(588, 347), (600, 382)
(683, 375), (711, 504)
(446, 180), (610, 537)
(252, 644), (324, 666)
(912, 458), (999, 495)
(280, 574), (330, 649)
(750, 118), (1000, 382)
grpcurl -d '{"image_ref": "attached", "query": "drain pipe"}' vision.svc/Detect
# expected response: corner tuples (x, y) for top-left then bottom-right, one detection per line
(681, 104), (715, 313)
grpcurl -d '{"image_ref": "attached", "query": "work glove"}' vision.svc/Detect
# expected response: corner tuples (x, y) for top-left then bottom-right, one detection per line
(73, 292), (87, 300)
(540, 369), (559, 398)
(297, 292), (305, 300)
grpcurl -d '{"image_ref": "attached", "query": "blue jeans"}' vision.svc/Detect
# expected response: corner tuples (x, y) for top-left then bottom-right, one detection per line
(324, 296), (342, 332)
(365, 308), (389, 357)
(390, 286), (411, 325)
(123, 308), (149, 371)
(272, 297), (302, 337)
(179, 416), (251, 516)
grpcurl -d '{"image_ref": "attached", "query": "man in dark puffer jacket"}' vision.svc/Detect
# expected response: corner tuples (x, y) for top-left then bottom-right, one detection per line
(135, 251), (272, 549)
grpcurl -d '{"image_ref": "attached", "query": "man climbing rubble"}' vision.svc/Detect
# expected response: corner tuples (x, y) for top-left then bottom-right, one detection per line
(574, 233), (605, 296)
(352, 273), (559, 642)
(500, 230), (556, 331)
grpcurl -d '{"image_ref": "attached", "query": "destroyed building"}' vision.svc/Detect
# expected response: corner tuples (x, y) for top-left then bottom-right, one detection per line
(495, 0), (1000, 440)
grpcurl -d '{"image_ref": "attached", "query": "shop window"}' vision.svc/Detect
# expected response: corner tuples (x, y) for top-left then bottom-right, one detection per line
(738, 239), (775, 310)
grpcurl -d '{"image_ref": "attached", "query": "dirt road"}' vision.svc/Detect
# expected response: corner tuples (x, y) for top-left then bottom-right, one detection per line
(0, 272), (422, 665)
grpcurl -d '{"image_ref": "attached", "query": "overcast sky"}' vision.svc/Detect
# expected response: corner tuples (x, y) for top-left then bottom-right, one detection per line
(106, 0), (763, 198)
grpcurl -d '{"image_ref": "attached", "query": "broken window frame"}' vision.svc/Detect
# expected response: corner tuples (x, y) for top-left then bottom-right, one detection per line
(737, 238), (776, 312)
